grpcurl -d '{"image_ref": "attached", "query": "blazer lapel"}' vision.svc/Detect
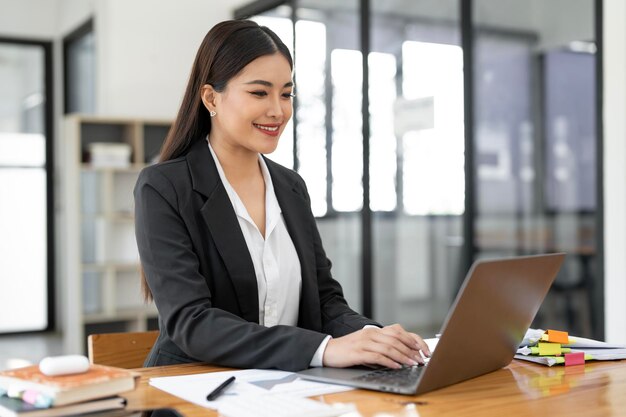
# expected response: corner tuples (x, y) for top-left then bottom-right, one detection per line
(264, 158), (321, 331)
(186, 139), (259, 323)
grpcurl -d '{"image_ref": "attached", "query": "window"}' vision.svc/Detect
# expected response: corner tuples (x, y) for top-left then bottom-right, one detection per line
(401, 41), (464, 215)
(64, 19), (95, 114)
(0, 39), (53, 333)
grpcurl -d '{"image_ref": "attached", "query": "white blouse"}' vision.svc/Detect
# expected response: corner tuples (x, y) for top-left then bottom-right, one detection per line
(207, 140), (330, 366)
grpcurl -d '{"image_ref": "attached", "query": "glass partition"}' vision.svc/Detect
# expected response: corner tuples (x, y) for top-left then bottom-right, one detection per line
(473, 0), (598, 336)
(238, 0), (601, 338)
(246, 1), (364, 311)
(370, 0), (463, 333)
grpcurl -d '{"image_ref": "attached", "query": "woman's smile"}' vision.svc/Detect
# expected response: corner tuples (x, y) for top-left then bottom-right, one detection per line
(253, 122), (281, 136)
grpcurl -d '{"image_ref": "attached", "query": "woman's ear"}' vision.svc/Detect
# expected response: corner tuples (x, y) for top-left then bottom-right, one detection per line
(200, 84), (218, 113)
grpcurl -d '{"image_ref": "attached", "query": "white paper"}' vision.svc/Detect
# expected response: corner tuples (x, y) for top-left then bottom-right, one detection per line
(514, 354), (560, 366)
(571, 348), (626, 360)
(149, 369), (354, 411)
(519, 328), (626, 349)
(217, 392), (355, 417)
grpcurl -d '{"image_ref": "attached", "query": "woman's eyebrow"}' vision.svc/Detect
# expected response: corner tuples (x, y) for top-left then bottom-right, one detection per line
(244, 80), (294, 88)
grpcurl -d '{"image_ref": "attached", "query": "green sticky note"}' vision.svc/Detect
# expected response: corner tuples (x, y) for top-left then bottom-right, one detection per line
(538, 342), (562, 356)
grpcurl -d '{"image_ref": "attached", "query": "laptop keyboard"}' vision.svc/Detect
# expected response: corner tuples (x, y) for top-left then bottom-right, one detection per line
(352, 365), (425, 387)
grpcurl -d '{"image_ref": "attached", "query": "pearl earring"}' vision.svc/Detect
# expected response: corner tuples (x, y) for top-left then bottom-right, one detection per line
(209, 110), (216, 117)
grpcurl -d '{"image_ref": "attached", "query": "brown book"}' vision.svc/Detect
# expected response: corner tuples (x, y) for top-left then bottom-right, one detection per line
(0, 365), (138, 407)
(0, 395), (126, 417)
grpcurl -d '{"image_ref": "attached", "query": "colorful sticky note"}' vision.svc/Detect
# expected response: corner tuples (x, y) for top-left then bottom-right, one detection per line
(564, 352), (585, 366)
(546, 329), (570, 344)
(21, 390), (39, 405)
(538, 342), (562, 356)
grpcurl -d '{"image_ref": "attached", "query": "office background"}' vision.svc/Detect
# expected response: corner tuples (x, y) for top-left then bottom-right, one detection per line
(1, 0), (625, 367)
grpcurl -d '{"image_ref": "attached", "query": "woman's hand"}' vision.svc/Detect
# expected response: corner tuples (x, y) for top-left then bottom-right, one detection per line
(322, 324), (431, 369)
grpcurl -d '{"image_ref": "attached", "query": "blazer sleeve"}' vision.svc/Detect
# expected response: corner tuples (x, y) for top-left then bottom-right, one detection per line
(296, 178), (381, 336)
(134, 166), (327, 371)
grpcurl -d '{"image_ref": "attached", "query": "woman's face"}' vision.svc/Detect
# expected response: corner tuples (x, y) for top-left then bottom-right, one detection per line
(205, 53), (293, 155)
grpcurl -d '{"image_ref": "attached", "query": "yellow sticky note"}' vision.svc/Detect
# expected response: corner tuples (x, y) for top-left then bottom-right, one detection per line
(538, 342), (562, 356)
(546, 329), (569, 344)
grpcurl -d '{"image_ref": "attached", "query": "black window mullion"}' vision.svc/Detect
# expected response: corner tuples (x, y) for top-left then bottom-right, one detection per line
(592, 0), (604, 341)
(291, 1), (299, 171)
(461, 0), (476, 287)
(325, 19), (334, 216)
(44, 39), (55, 331)
(360, 0), (373, 318)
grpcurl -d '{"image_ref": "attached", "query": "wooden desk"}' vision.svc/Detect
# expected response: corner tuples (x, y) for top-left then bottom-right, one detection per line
(124, 360), (626, 416)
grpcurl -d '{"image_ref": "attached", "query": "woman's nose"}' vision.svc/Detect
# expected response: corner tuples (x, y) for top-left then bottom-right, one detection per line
(267, 95), (284, 118)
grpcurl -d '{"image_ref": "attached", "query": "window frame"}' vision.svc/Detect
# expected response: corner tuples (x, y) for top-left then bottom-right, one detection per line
(63, 18), (94, 115)
(0, 36), (55, 334)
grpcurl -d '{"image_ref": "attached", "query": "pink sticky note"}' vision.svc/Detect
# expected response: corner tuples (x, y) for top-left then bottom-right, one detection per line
(565, 352), (585, 366)
(21, 390), (39, 405)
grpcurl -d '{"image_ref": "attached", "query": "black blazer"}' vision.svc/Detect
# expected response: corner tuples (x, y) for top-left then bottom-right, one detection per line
(134, 137), (378, 371)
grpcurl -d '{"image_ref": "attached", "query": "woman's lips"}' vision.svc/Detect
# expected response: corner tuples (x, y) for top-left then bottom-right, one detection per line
(254, 123), (281, 136)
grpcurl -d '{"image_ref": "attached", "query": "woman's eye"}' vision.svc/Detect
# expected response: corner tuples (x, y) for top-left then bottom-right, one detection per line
(282, 92), (296, 99)
(250, 91), (267, 97)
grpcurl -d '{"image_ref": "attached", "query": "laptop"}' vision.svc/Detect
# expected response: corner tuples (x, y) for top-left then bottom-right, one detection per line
(297, 253), (565, 395)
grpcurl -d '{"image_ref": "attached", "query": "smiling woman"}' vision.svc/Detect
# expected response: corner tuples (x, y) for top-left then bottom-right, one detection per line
(133, 19), (430, 372)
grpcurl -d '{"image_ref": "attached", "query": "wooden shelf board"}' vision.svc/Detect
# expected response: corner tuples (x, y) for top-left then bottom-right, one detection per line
(84, 308), (158, 324)
(82, 262), (141, 272)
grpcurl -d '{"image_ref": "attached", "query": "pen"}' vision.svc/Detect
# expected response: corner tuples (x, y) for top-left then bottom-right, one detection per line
(206, 376), (236, 401)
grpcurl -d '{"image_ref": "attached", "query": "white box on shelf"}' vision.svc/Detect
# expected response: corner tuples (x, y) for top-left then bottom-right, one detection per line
(89, 142), (132, 168)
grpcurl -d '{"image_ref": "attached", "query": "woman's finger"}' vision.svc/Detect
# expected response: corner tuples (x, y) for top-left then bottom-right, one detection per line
(380, 324), (424, 352)
(373, 332), (424, 365)
(410, 333), (431, 356)
(362, 351), (403, 369)
(367, 331), (423, 365)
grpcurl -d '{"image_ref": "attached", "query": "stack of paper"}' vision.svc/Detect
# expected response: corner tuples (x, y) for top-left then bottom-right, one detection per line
(516, 328), (626, 366)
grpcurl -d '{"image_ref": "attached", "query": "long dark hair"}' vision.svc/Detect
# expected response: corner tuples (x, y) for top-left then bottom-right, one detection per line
(142, 19), (293, 300)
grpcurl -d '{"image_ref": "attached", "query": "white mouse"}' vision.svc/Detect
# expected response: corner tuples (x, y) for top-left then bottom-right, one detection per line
(39, 355), (90, 376)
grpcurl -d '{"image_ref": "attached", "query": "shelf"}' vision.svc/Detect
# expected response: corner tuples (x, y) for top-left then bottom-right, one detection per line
(81, 213), (135, 222)
(63, 115), (171, 354)
(84, 307), (158, 324)
(82, 262), (140, 272)
(81, 164), (146, 172)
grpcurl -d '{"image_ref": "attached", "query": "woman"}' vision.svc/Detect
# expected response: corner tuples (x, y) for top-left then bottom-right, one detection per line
(134, 19), (430, 372)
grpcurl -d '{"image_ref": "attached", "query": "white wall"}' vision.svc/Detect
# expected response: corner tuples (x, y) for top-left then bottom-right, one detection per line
(57, 0), (97, 36)
(0, 0), (58, 38)
(95, 0), (249, 118)
(604, 0), (626, 344)
(1, 0), (250, 119)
